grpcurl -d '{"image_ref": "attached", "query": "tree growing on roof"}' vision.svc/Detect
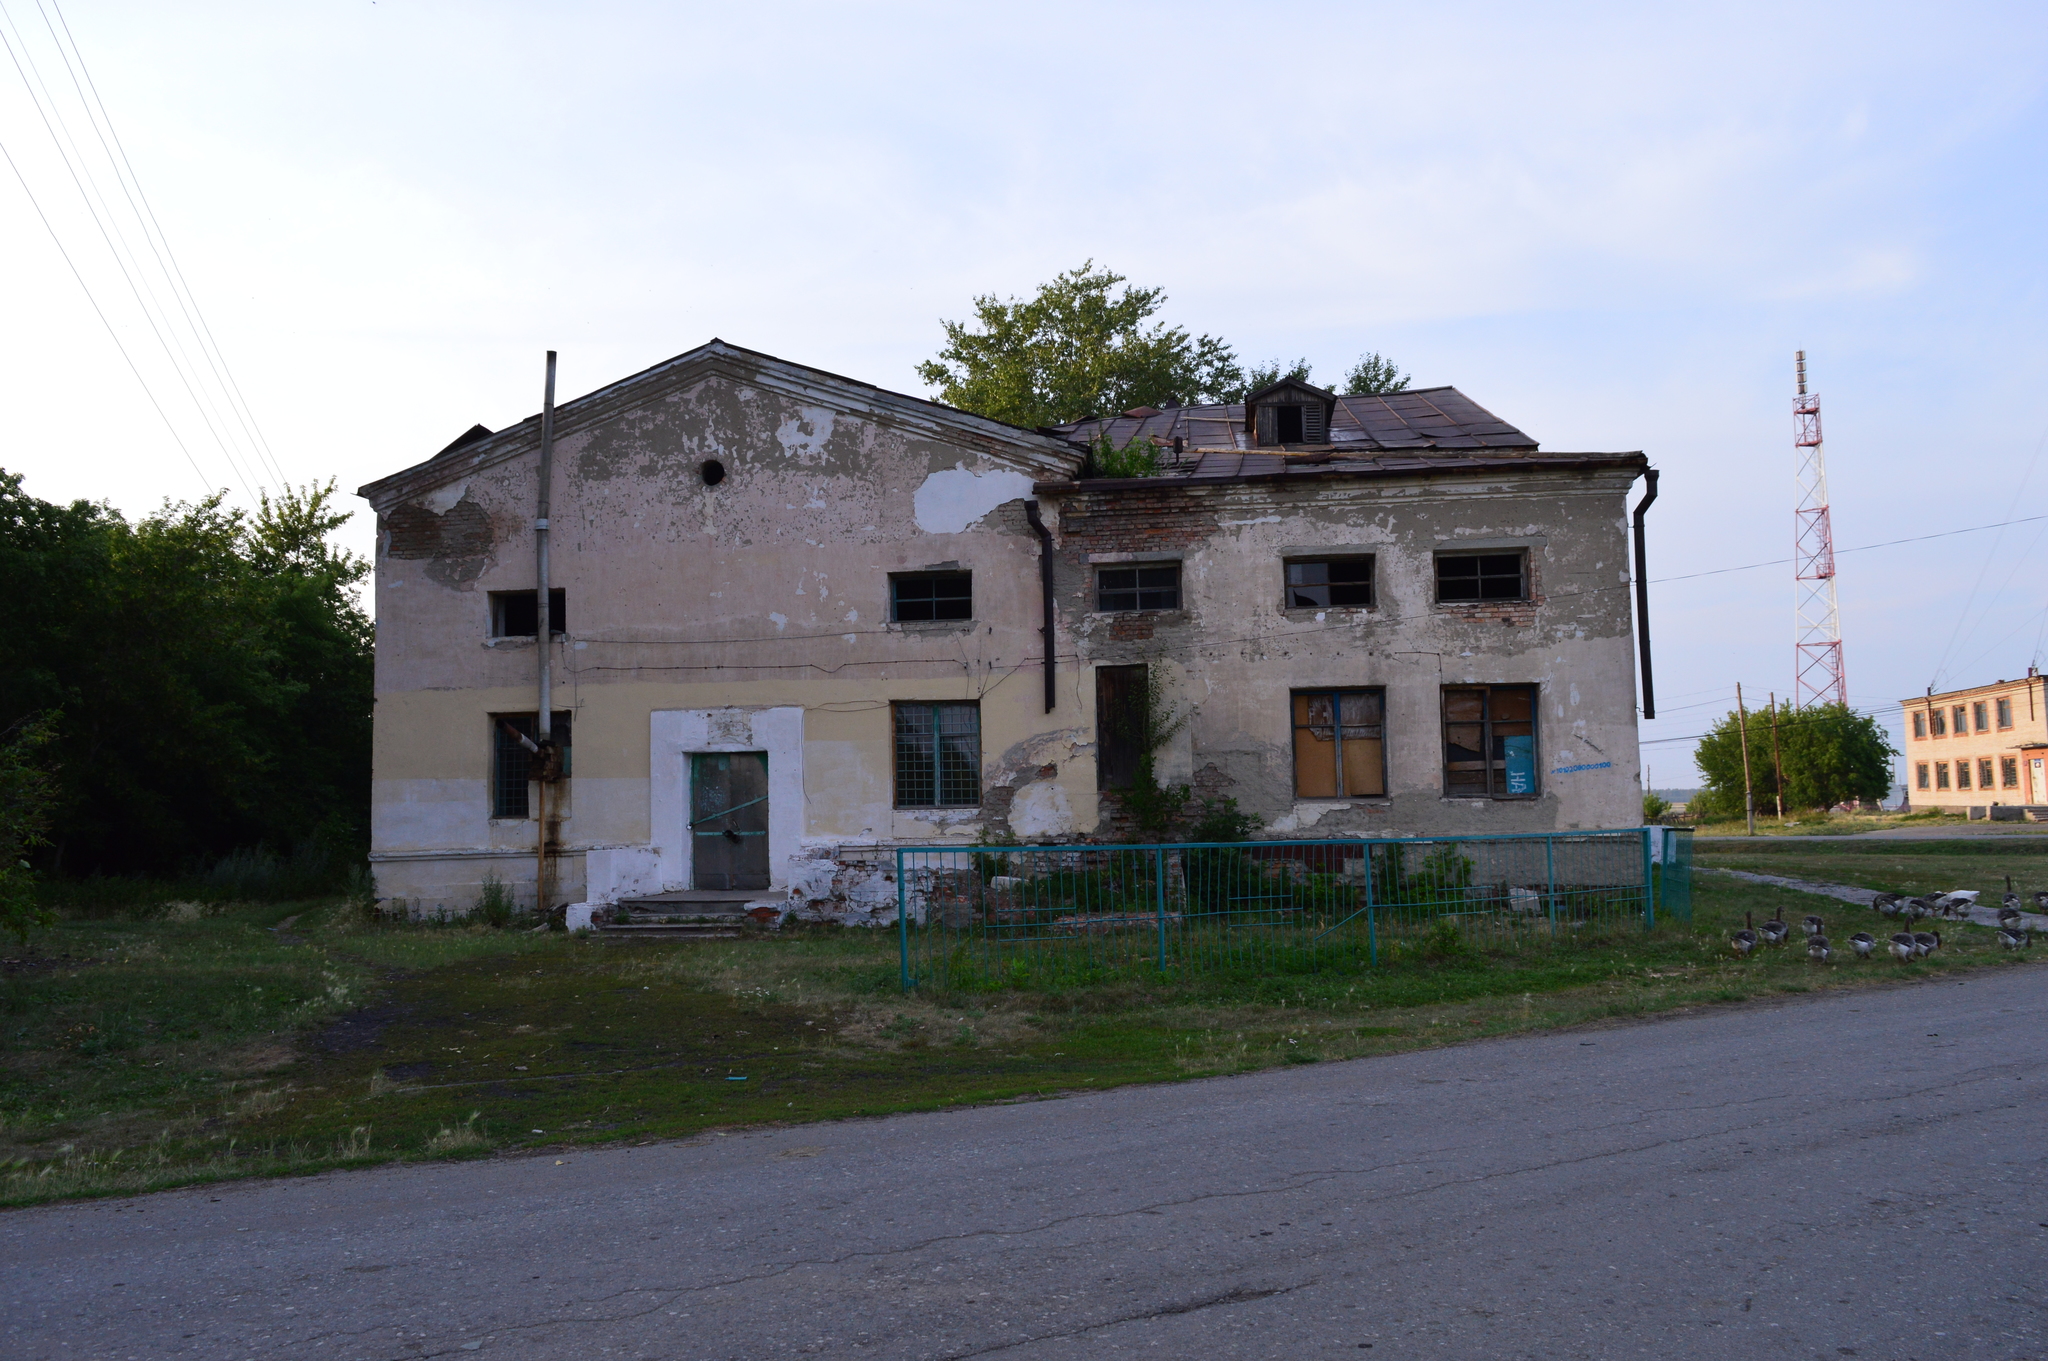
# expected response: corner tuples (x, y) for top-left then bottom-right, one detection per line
(916, 261), (1243, 427)
(1343, 352), (1410, 395)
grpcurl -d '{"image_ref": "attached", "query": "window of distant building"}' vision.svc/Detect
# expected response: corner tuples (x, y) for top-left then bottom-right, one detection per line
(1957, 760), (1972, 789)
(1930, 709), (1947, 737)
(1997, 697), (2014, 729)
(1936, 762), (1951, 790)
(1973, 701), (1989, 732)
(1912, 712), (1927, 739)
(1954, 705), (1969, 736)
(2002, 756), (2019, 788)
(1915, 762), (1929, 790)
(1980, 758), (1996, 789)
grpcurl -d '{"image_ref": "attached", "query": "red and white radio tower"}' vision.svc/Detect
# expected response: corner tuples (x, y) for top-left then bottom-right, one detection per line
(1792, 350), (1847, 708)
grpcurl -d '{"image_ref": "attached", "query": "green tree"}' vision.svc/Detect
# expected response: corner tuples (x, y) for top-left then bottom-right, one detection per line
(916, 262), (1243, 427)
(0, 714), (59, 943)
(1343, 352), (1410, 395)
(0, 469), (372, 876)
(1217, 358), (1314, 403)
(1693, 701), (1894, 816)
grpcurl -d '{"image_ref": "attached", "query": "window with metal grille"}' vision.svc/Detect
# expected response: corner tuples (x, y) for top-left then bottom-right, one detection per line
(1980, 758), (1996, 788)
(1937, 762), (1952, 789)
(1284, 557), (1374, 609)
(1441, 685), (1538, 798)
(891, 572), (972, 622)
(893, 702), (980, 808)
(1912, 711), (1927, 739)
(1096, 563), (1180, 612)
(2002, 756), (2019, 788)
(1957, 760), (1972, 789)
(1436, 553), (1527, 603)
(489, 588), (566, 638)
(1292, 690), (1386, 798)
(1915, 762), (1929, 789)
(1974, 701), (1989, 732)
(1997, 697), (2014, 729)
(491, 712), (572, 819)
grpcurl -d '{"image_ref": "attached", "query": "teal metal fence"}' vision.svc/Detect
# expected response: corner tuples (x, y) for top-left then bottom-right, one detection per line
(896, 828), (1690, 991)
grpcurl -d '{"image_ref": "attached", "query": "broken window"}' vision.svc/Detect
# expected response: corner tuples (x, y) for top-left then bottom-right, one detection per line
(1273, 404), (1305, 444)
(1441, 685), (1538, 798)
(1912, 711), (1926, 739)
(1980, 758), (1996, 789)
(1998, 697), (2014, 729)
(1930, 709), (1946, 737)
(894, 702), (980, 808)
(1095, 665), (1149, 791)
(1096, 563), (1180, 612)
(1292, 690), (1386, 798)
(891, 572), (972, 622)
(1936, 762), (1951, 790)
(490, 588), (567, 638)
(1973, 701), (1989, 732)
(1284, 557), (1374, 609)
(491, 712), (572, 819)
(1915, 762), (1929, 790)
(2002, 756), (2019, 788)
(1436, 553), (1527, 603)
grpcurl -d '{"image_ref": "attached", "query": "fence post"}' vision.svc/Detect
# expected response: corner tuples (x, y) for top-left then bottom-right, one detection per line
(1364, 841), (1378, 967)
(897, 848), (911, 992)
(1545, 834), (1557, 938)
(1156, 847), (1168, 972)
(1641, 826), (1656, 932)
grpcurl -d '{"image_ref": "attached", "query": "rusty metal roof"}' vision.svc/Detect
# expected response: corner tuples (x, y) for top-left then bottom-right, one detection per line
(1034, 448), (1645, 496)
(1050, 385), (1537, 456)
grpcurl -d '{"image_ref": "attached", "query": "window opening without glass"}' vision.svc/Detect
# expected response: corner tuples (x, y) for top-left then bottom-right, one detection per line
(1096, 563), (1180, 612)
(490, 588), (566, 638)
(1284, 557), (1374, 609)
(491, 712), (571, 819)
(891, 572), (972, 622)
(1441, 685), (1538, 798)
(1292, 690), (1386, 798)
(1436, 553), (1527, 603)
(894, 702), (980, 808)
(1095, 665), (1148, 791)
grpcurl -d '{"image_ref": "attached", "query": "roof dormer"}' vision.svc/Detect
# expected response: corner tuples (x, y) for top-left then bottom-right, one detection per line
(1244, 377), (1336, 447)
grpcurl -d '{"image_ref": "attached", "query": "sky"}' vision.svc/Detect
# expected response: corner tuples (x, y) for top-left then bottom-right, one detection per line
(3, 0), (2045, 792)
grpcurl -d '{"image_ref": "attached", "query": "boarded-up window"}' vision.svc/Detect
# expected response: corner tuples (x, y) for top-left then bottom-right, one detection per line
(491, 712), (572, 818)
(1096, 665), (1148, 790)
(1291, 690), (1385, 798)
(1441, 686), (1538, 798)
(894, 702), (980, 808)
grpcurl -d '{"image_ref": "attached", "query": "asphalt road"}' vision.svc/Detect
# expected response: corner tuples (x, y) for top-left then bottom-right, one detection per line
(7, 966), (2045, 1361)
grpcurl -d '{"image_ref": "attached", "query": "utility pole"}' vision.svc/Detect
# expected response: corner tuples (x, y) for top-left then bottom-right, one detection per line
(1737, 683), (1757, 836)
(1769, 692), (1785, 820)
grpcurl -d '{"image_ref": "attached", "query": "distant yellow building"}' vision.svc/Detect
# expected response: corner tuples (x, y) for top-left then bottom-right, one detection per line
(1902, 670), (2048, 815)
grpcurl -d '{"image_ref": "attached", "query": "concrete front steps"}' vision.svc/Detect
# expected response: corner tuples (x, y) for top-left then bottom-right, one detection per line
(594, 889), (782, 939)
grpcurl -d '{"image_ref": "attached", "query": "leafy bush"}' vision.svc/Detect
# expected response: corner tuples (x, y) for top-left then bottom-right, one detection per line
(473, 873), (518, 928)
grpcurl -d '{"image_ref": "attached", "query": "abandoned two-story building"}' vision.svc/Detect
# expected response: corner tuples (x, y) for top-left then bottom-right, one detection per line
(358, 340), (1654, 919)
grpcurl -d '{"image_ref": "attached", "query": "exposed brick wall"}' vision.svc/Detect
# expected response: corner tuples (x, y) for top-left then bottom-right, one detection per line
(1057, 486), (1217, 554)
(383, 498), (496, 586)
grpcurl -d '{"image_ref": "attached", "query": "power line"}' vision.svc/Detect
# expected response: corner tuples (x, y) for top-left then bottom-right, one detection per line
(0, 135), (212, 493)
(1651, 513), (2048, 584)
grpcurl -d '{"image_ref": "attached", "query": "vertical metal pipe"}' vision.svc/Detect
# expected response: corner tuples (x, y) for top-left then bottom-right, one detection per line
(535, 351), (556, 915)
(1023, 501), (1056, 714)
(1632, 469), (1659, 718)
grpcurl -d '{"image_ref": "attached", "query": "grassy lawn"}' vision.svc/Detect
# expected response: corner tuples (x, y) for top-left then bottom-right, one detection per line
(1685, 808), (1970, 837)
(1694, 833), (2048, 901)
(4, 871), (2035, 1207)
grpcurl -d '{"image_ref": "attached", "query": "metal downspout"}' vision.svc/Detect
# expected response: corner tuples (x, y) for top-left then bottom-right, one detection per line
(1632, 468), (1660, 719)
(535, 351), (557, 913)
(1024, 500), (1056, 714)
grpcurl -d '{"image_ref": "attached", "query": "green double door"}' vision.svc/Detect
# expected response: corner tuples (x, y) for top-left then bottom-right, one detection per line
(690, 752), (770, 891)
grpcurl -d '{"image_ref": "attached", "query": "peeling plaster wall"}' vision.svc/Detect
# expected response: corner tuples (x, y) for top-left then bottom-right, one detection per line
(1045, 469), (1645, 838)
(362, 347), (1644, 918)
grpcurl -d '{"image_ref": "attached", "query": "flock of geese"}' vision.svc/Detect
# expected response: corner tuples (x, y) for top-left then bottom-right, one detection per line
(1730, 885), (2039, 964)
